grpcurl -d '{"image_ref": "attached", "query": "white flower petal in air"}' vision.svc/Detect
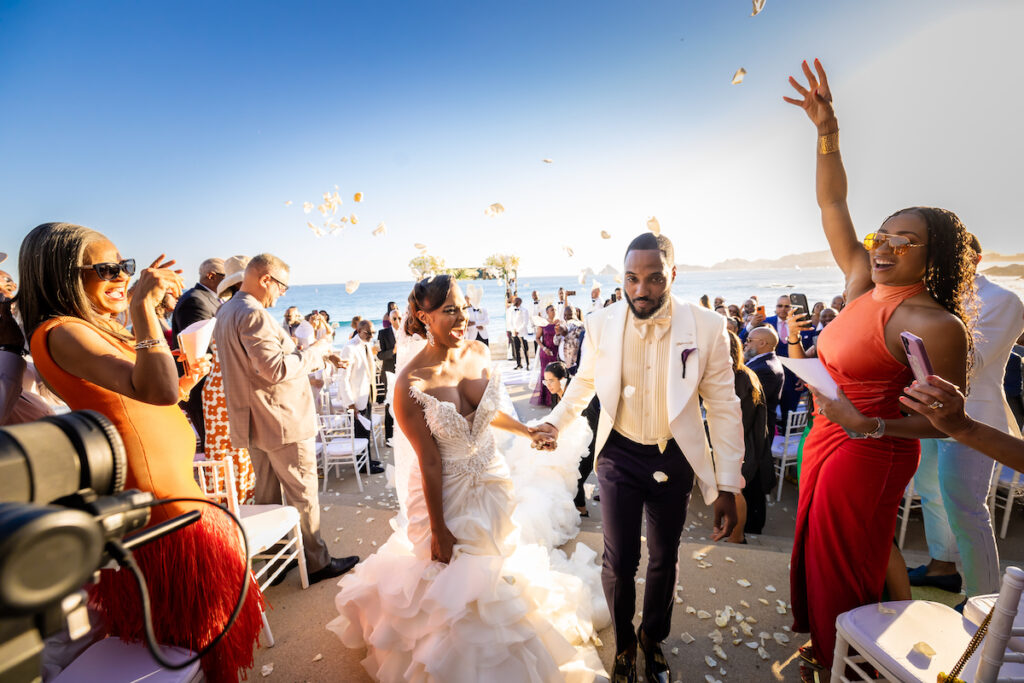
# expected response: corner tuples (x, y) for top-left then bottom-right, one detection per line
(623, 385), (636, 398)
(563, 245), (574, 257)
(613, 273), (622, 284)
(600, 230), (611, 239)
(653, 471), (668, 483)
(484, 202), (505, 217)
(542, 158), (553, 164)
(285, 200), (293, 206)
(307, 222), (323, 237)
(303, 201), (313, 213)
(732, 68), (747, 85)
(751, 0), (766, 16)
(346, 280), (360, 294)
(373, 222), (387, 236)
(414, 243), (427, 250)
(647, 216), (661, 236)
(354, 192), (363, 202)
(912, 641), (935, 657)
(349, 214), (358, 225)
(318, 203), (329, 216)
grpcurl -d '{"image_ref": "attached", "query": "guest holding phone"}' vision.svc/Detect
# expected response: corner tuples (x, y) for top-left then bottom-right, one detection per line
(783, 60), (976, 672)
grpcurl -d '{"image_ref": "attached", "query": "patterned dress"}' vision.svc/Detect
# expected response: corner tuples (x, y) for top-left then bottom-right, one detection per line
(202, 339), (256, 504)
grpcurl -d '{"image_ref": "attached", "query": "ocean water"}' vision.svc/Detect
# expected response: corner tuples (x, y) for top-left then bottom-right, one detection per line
(274, 267), (851, 340)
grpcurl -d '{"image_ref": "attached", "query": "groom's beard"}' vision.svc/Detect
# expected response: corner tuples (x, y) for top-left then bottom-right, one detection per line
(625, 290), (669, 320)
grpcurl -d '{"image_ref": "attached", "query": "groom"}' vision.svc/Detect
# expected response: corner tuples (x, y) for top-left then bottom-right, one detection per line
(532, 233), (744, 683)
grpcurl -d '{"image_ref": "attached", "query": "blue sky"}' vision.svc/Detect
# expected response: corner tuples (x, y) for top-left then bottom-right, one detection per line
(2, 0), (1022, 284)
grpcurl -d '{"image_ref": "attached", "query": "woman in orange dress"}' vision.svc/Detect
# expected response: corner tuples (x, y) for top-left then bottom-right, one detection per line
(783, 62), (976, 672)
(19, 222), (263, 683)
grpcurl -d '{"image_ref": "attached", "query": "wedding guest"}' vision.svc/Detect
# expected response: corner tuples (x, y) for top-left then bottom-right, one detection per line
(214, 253), (358, 585)
(728, 304), (741, 319)
(530, 290), (541, 354)
(202, 255), (256, 505)
(763, 294), (803, 425)
(714, 305), (728, 316)
(908, 238), (1024, 600)
(377, 309), (399, 442)
(0, 269), (16, 300)
(349, 315), (362, 339)
(810, 301), (825, 328)
(467, 300), (490, 344)
(338, 319), (385, 472)
(590, 285), (602, 312)
(532, 232), (744, 683)
(381, 301), (397, 328)
(542, 360), (568, 407)
(284, 306), (302, 338)
(509, 296), (531, 370)
(744, 326), (785, 439)
(714, 296), (725, 308)
(831, 294), (846, 312)
(531, 304), (559, 406)
(699, 294), (711, 309)
(727, 331), (772, 542)
(557, 305), (585, 375)
(1007, 345), (1024, 430)
(171, 256), (224, 446)
(784, 59), (976, 671)
(20, 223), (262, 682)
(614, 286), (623, 301)
(0, 299), (60, 425)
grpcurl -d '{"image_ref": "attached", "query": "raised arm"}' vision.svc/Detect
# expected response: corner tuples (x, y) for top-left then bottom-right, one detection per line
(237, 309), (327, 384)
(47, 258), (188, 405)
(395, 378), (456, 563)
(784, 59), (872, 300)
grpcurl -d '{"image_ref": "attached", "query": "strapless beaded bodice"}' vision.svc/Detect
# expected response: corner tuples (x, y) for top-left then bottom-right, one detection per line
(408, 371), (503, 479)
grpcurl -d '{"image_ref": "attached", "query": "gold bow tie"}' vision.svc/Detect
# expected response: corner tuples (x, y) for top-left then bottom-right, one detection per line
(633, 316), (670, 340)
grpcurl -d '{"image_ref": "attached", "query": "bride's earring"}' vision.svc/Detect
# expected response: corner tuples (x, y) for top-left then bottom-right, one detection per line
(425, 324), (436, 347)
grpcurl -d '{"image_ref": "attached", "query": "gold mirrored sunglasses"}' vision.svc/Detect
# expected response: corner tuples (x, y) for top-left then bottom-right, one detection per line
(862, 233), (925, 257)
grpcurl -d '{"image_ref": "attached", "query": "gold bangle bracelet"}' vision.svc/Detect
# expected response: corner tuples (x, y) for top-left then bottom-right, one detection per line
(818, 132), (839, 155)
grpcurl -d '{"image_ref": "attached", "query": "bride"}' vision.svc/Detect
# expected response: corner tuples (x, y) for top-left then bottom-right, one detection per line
(327, 275), (609, 682)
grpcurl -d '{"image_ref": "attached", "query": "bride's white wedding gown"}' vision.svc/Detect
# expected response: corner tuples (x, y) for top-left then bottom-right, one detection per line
(327, 371), (609, 682)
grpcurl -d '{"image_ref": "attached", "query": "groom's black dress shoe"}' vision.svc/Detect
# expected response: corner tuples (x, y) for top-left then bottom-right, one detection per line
(308, 555), (360, 585)
(637, 627), (671, 683)
(611, 649), (637, 683)
(907, 564), (963, 592)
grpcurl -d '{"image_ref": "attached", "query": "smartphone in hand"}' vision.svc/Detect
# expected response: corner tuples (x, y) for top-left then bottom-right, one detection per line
(790, 293), (810, 317)
(900, 331), (934, 384)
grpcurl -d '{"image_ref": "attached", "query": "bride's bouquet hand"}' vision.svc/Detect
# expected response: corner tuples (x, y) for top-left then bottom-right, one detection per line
(783, 58), (838, 134)
(431, 526), (457, 564)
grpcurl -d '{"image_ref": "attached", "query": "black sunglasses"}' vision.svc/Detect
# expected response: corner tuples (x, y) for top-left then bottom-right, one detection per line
(79, 259), (136, 281)
(268, 274), (289, 293)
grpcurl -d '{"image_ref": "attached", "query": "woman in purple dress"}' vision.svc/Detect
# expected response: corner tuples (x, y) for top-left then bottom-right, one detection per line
(531, 304), (559, 406)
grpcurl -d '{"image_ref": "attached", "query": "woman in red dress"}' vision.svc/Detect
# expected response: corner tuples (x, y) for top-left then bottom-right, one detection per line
(783, 61), (977, 672)
(19, 222), (263, 682)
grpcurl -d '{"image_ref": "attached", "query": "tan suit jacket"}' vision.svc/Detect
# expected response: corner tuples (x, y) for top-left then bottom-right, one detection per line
(545, 295), (745, 503)
(214, 293), (327, 451)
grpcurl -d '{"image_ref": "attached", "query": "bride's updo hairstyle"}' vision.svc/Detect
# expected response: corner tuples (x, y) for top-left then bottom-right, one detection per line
(405, 274), (455, 337)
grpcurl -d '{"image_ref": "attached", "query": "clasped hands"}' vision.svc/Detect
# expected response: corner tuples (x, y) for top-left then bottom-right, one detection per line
(528, 422), (559, 451)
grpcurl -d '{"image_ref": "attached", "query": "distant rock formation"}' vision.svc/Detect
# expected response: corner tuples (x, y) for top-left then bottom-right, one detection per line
(984, 263), (1024, 277)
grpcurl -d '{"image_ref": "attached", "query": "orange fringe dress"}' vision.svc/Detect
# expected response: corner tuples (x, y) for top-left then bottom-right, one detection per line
(31, 317), (263, 683)
(789, 283), (925, 667)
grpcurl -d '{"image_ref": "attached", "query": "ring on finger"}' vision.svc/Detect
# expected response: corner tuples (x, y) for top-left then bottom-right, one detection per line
(928, 401), (943, 410)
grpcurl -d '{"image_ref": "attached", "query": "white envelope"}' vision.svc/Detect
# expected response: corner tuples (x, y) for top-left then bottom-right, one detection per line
(778, 357), (839, 400)
(177, 318), (216, 368)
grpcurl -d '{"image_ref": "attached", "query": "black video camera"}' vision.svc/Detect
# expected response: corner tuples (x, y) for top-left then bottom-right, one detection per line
(0, 411), (169, 682)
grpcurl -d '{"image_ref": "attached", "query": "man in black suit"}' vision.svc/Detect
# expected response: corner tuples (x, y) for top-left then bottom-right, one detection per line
(761, 295), (802, 427)
(171, 257), (225, 448)
(742, 326), (785, 533)
(376, 309), (399, 442)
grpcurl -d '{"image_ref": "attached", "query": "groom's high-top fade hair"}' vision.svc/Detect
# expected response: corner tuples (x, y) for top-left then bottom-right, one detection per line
(625, 233), (674, 268)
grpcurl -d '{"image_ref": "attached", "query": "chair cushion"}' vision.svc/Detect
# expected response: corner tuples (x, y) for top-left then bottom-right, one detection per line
(240, 505), (301, 555)
(52, 637), (201, 682)
(771, 434), (800, 457)
(836, 600), (1024, 681)
(324, 438), (369, 457)
(965, 594), (1024, 652)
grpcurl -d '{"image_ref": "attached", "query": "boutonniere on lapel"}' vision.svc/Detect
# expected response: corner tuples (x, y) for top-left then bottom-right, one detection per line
(681, 348), (696, 378)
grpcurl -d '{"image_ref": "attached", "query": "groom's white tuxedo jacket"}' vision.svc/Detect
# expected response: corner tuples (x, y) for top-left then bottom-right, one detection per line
(546, 295), (745, 504)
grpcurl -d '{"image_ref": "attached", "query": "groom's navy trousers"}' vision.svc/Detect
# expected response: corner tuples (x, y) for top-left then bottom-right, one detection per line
(596, 429), (694, 653)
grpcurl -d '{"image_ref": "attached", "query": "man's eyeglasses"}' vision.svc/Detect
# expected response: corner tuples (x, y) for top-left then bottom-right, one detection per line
(862, 232), (925, 257)
(268, 274), (289, 293)
(776, 304), (791, 309)
(78, 259), (136, 281)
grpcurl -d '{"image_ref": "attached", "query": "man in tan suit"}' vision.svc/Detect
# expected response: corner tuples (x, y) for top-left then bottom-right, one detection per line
(214, 253), (358, 584)
(532, 233), (743, 683)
